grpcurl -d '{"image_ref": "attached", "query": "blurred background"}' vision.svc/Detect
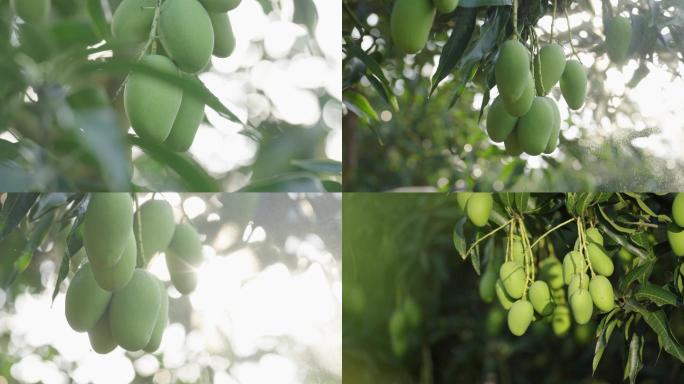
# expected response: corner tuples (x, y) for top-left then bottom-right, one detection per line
(0, 193), (341, 383)
(343, 0), (684, 191)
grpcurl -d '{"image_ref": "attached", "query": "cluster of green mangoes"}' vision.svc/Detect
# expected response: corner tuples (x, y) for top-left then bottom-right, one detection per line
(486, 40), (588, 156)
(457, 192), (493, 227)
(114, 0), (239, 151)
(605, 15), (632, 64)
(388, 297), (422, 356)
(390, 0), (458, 53)
(64, 193), (204, 354)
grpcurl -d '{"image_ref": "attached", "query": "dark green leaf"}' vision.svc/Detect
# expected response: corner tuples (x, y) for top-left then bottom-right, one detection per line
(453, 216), (467, 259)
(635, 283), (679, 307)
(0, 193), (38, 241)
(430, 8), (478, 94)
(291, 159), (342, 175)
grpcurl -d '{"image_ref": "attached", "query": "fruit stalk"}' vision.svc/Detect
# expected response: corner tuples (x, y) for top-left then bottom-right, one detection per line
(465, 218), (515, 258)
(576, 218), (596, 278)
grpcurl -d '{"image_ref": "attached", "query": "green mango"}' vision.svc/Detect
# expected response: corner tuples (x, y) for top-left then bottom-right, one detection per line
(434, 0), (459, 13)
(589, 275), (615, 312)
(485, 307), (506, 337)
(560, 60), (587, 110)
(456, 192), (472, 210)
(11, 0), (50, 23)
(199, 0), (241, 12)
(529, 281), (553, 316)
(110, 269), (162, 351)
(403, 297), (422, 327)
(499, 261), (525, 299)
(504, 127), (524, 156)
(562, 250), (584, 284)
(507, 299), (534, 336)
(539, 257), (564, 290)
(495, 40), (530, 101)
(134, 199), (176, 260)
(606, 16), (632, 64)
(144, 277), (169, 353)
(111, 0), (155, 44)
(495, 279), (515, 309)
(534, 43), (566, 95)
(479, 269), (497, 303)
(486, 96), (518, 143)
(552, 304), (571, 336)
(390, 0), (435, 54)
(88, 309), (117, 354)
(91, 233), (137, 292)
(570, 289), (593, 325)
(65, 264), (112, 332)
(388, 309), (406, 337)
(160, 0), (214, 73)
(164, 80), (205, 152)
(166, 224), (203, 294)
(516, 96), (554, 156)
(124, 54), (183, 143)
(588, 243), (614, 276)
(568, 273), (589, 298)
(209, 12), (236, 58)
(586, 227), (604, 245)
(668, 224), (684, 256)
(542, 97), (561, 154)
(466, 193), (493, 227)
(503, 75), (535, 117)
(673, 193), (684, 227)
(84, 193), (134, 268)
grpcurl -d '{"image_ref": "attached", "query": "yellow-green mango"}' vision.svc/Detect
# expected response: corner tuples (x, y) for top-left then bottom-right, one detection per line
(11, 0), (50, 23)
(542, 97), (561, 154)
(529, 280), (553, 316)
(504, 127), (523, 156)
(166, 223), (203, 294)
(111, 0), (155, 44)
(570, 289), (593, 324)
(667, 224), (684, 256)
(534, 43), (566, 95)
(495, 40), (530, 101)
(552, 304), (571, 336)
(84, 193), (134, 268)
(134, 199), (176, 260)
(164, 84), (205, 152)
(479, 269), (497, 303)
(499, 261), (525, 299)
(167, 260), (198, 294)
(109, 269), (162, 351)
(511, 237), (525, 264)
(606, 16), (632, 64)
(568, 273), (589, 298)
(144, 277), (169, 352)
(199, 0), (241, 12)
(160, 0), (214, 73)
(560, 60), (587, 110)
(434, 0), (459, 13)
(124, 55), (183, 143)
(88, 309), (117, 354)
(540, 257), (564, 290)
(91, 233), (136, 292)
(586, 227), (604, 245)
(673, 193), (684, 227)
(209, 12), (236, 58)
(588, 243), (614, 276)
(503, 75), (534, 117)
(65, 264), (112, 332)
(495, 279), (515, 309)
(456, 192), (472, 211)
(466, 193), (493, 227)
(589, 275), (614, 312)
(516, 96), (554, 156)
(507, 299), (534, 336)
(562, 250), (584, 284)
(390, 0), (435, 54)
(486, 96), (517, 143)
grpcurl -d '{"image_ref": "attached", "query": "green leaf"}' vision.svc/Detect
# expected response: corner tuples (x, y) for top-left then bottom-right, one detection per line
(453, 216), (467, 259)
(239, 173), (326, 192)
(343, 37), (398, 111)
(0, 193), (39, 241)
(635, 283), (679, 307)
(619, 261), (654, 292)
(624, 332), (644, 384)
(430, 8), (478, 94)
(593, 314), (618, 373)
(459, 0), (512, 7)
(291, 159), (342, 175)
(624, 300), (684, 364)
(598, 204), (636, 234)
(343, 90), (379, 124)
(31, 193), (70, 220)
(52, 195), (89, 302)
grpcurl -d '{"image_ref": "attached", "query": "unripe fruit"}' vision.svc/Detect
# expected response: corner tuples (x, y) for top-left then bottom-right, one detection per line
(91, 233), (136, 291)
(517, 97), (554, 156)
(534, 43), (566, 95)
(84, 193), (134, 268)
(667, 224), (684, 257)
(499, 261), (525, 299)
(485, 307), (506, 337)
(166, 224), (203, 294)
(586, 227), (604, 245)
(507, 299), (534, 336)
(10, 0), (50, 23)
(511, 237), (524, 265)
(466, 193), (493, 227)
(390, 0), (435, 54)
(65, 264), (112, 332)
(605, 16), (632, 64)
(588, 243), (614, 276)
(210, 12), (236, 58)
(134, 199), (176, 260)
(456, 192), (472, 211)
(160, 0), (215, 73)
(563, 250), (584, 284)
(529, 281), (553, 316)
(570, 289), (593, 325)
(111, 0), (155, 44)
(589, 275), (615, 312)
(124, 55), (183, 143)
(389, 310), (406, 337)
(560, 60), (587, 110)
(144, 277), (169, 353)
(503, 75), (534, 117)
(495, 40), (531, 101)
(486, 97), (517, 143)
(88, 310), (117, 354)
(403, 298), (422, 327)
(504, 127), (523, 156)
(540, 257), (564, 290)
(434, 0), (459, 14)
(199, 0), (241, 12)
(110, 269), (162, 351)
(479, 269), (497, 303)
(165, 84), (205, 152)
(673, 193), (684, 227)
(552, 305), (571, 336)
(568, 273), (589, 298)
(495, 279), (515, 309)
(542, 97), (561, 154)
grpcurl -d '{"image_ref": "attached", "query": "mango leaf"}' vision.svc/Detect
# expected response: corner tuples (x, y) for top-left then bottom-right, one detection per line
(0, 193), (38, 241)
(52, 195), (89, 302)
(623, 332), (644, 384)
(343, 90), (379, 124)
(86, 0), (110, 41)
(598, 204), (636, 234)
(593, 313), (618, 373)
(624, 300), (684, 364)
(619, 261), (654, 292)
(6, 211), (55, 286)
(343, 37), (398, 110)
(291, 159), (341, 175)
(453, 216), (467, 259)
(30, 193), (70, 220)
(635, 283), (679, 307)
(239, 173), (326, 192)
(430, 8), (478, 94)
(459, 0), (512, 7)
